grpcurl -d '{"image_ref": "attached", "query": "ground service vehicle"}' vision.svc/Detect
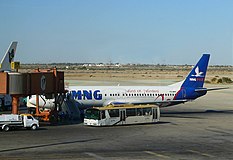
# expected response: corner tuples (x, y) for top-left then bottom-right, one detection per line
(0, 114), (39, 131)
(84, 104), (160, 126)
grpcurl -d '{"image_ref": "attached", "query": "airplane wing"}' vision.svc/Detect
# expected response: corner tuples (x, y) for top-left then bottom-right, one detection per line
(195, 87), (229, 92)
(105, 99), (188, 108)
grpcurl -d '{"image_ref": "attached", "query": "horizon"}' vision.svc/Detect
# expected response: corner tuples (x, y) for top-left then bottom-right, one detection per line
(20, 62), (233, 67)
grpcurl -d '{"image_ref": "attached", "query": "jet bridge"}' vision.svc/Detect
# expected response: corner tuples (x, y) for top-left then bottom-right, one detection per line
(0, 67), (65, 121)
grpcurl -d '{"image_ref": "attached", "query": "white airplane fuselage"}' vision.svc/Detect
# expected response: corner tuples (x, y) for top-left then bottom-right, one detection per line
(68, 84), (181, 108)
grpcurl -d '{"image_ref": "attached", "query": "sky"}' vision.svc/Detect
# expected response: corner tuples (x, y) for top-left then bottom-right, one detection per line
(0, 0), (233, 65)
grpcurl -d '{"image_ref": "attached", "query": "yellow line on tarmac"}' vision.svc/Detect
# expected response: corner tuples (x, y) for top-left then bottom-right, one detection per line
(187, 149), (215, 158)
(144, 151), (170, 159)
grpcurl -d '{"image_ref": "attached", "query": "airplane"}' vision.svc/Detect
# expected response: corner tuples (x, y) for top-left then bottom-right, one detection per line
(0, 41), (18, 110)
(27, 53), (228, 110)
(0, 41), (18, 72)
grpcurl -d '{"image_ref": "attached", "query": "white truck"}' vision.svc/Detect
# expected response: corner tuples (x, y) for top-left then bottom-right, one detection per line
(0, 114), (39, 131)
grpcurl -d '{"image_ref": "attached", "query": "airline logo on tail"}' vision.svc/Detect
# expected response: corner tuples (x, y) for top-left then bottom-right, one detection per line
(192, 66), (204, 77)
(8, 49), (15, 63)
(190, 66), (205, 82)
(0, 41), (17, 72)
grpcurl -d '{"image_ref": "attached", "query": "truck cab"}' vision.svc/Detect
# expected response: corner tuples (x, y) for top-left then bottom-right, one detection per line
(21, 114), (39, 130)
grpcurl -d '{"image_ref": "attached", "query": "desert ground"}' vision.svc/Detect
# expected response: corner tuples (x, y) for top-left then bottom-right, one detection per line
(19, 64), (233, 85)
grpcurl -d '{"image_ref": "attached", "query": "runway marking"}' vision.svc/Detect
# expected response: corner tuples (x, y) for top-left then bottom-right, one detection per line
(144, 151), (170, 159)
(187, 149), (215, 158)
(85, 152), (106, 160)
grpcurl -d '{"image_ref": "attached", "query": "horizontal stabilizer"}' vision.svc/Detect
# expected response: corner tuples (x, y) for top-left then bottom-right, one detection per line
(195, 87), (229, 92)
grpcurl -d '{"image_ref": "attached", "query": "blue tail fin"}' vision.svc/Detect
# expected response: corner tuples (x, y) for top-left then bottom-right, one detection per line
(181, 54), (210, 88)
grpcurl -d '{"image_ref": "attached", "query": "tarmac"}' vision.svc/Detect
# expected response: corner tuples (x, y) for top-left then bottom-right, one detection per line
(0, 80), (232, 159)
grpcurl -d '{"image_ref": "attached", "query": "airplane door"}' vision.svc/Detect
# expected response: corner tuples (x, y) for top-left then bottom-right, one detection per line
(120, 109), (126, 124)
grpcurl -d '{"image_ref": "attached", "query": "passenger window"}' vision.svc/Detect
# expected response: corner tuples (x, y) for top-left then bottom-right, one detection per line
(136, 108), (143, 116)
(126, 108), (136, 116)
(108, 109), (119, 117)
(143, 108), (152, 115)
